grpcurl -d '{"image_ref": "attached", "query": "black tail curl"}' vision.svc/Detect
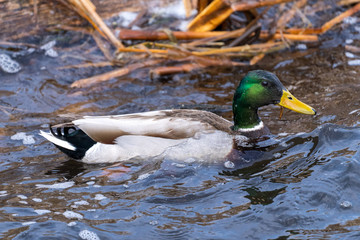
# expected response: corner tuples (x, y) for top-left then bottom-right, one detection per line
(50, 125), (96, 160)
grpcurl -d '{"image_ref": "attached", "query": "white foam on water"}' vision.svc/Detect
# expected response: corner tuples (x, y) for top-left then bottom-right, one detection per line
(40, 40), (58, 58)
(11, 132), (35, 145)
(340, 200), (352, 209)
(0, 191), (7, 197)
(117, 11), (138, 27)
(296, 44), (307, 50)
(22, 221), (36, 226)
(345, 52), (356, 58)
(36, 181), (74, 189)
(86, 181), (95, 185)
(40, 40), (56, 50)
(150, 0), (194, 19)
(45, 48), (58, 58)
(224, 161), (235, 169)
(32, 198), (42, 202)
(138, 173), (151, 180)
(79, 230), (100, 240)
(172, 163), (186, 168)
(74, 200), (89, 206)
(17, 195), (27, 199)
(63, 210), (83, 220)
(68, 221), (77, 226)
(94, 194), (106, 201)
(348, 59), (360, 66)
(0, 54), (21, 73)
(34, 209), (51, 215)
(343, 16), (358, 24)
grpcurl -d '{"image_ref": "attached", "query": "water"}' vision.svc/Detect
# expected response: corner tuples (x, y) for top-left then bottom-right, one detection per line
(1, 13), (360, 240)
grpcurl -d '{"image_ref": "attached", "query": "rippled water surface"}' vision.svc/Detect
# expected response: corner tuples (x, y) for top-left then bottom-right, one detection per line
(1, 13), (360, 239)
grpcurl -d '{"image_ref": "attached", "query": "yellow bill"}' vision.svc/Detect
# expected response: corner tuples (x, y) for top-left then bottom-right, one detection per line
(278, 89), (316, 115)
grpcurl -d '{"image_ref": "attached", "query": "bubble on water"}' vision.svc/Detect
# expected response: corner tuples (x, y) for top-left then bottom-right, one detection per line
(32, 198), (42, 202)
(346, 39), (353, 44)
(224, 161), (235, 169)
(273, 153), (282, 158)
(19, 201), (28, 204)
(340, 200), (352, 209)
(0, 54), (21, 73)
(79, 230), (100, 240)
(36, 181), (74, 189)
(11, 132), (35, 145)
(94, 194), (106, 201)
(63, 210), (83, 220)
(86, 181), (95, 185)
(34, 209), (51, 215)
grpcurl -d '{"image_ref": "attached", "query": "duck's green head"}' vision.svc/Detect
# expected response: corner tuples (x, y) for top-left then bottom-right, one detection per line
(233, 70), (316, 130)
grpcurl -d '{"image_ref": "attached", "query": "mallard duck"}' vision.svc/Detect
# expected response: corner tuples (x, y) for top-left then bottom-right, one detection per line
(40, 70), (316, 163)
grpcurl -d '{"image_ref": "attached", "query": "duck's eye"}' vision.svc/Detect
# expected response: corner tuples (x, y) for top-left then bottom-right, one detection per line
(261, 81), (269, 87)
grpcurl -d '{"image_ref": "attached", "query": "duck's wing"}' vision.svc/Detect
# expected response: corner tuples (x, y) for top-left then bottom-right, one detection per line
(72, 109), (233, 144)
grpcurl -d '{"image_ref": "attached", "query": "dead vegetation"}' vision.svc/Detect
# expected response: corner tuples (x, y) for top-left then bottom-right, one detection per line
(2, 0), (360, 87)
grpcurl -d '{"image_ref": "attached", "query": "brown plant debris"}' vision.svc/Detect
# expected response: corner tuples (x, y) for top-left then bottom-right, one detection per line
(12, 0), (358, 88)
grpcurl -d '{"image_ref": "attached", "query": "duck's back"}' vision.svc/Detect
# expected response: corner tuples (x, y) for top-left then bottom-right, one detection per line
(74, 109), (234, 144)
